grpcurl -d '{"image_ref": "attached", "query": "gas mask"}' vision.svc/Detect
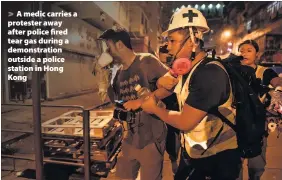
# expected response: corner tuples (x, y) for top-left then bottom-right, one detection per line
(97, 52), (113, 68)
(170, 58), (192, 77)
(162, 43), (192, 77)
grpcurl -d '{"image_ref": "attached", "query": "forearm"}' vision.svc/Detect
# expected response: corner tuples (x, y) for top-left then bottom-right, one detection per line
(153, 88), (173, 100)
(153, 107), (192, 131)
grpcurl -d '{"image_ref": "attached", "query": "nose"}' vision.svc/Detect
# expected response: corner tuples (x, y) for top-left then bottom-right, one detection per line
(240, 51), (246, 56)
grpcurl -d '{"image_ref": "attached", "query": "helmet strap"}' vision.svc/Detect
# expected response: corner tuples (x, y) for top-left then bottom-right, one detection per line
(168, 34), (190, 67)
(189, 27), (200, 61)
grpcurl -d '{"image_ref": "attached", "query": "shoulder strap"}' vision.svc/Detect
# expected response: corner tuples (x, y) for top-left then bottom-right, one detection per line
(196, 59), (236, 155)
(206, 60), (233, 109)
(174, 58), (206, 111)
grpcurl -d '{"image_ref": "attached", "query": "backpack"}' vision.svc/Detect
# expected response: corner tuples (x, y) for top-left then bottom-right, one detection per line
(191, 56), (267, 158)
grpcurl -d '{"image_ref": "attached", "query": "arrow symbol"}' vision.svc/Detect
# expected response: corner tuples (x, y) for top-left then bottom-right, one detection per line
(8, 12), (14, 17)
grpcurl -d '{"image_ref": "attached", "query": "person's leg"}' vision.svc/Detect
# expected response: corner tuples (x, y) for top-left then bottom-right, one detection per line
(248, 137), (267, 180)
(236, 160), (244, 180)
(212, 149), (242, 180)
(18, 82), (23, 101)
(116, 142), (140, 180)
(174, 151), (195, 180)
(14, 82), (21, 103)
(138, 141), (165, 180)
(174, 149), (207, 180)
(166, 125), (181, 174)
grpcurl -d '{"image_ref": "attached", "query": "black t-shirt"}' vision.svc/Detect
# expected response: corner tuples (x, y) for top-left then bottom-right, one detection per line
(185, 63), (230, 112)
(162, 93), (179, 111)
(260, 68), (278, 87)
(256, 68), (278, 106)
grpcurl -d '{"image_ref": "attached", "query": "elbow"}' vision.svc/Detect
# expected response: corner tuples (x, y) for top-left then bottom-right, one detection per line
(172, 122), (193, 131)
(176, 120), (198, 132)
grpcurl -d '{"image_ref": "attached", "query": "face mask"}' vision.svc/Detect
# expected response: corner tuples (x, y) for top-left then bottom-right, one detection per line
(97, 52), (113, 68)
(170, 58), (192, 76)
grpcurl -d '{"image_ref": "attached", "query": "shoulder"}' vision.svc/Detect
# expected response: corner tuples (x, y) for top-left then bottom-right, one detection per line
(263, 68), (278, 76)
(138, 53), (159, 62)
(263, 68), (278, 82)
(195, 61), (228, 79)
(189, 61), (229, 89)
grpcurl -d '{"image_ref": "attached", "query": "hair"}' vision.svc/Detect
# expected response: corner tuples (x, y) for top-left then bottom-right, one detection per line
(238, 40), (259, 52)
(98, 28), (133, 50)
(168, 27), (204, 49)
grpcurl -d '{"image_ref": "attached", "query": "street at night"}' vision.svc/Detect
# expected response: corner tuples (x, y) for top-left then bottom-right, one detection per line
(1, 1), (282, 180)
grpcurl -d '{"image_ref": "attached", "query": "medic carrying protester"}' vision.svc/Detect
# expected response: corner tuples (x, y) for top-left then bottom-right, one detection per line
(141, 7), (243, 180)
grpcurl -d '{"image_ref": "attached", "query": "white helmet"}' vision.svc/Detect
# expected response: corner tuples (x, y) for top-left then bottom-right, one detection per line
(162, 7), (210, 38)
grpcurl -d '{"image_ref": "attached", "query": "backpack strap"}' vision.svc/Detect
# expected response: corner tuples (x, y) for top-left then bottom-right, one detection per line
(192, 59), (236, 155)
(206, 60), (233, 110)
(180, 58), (235, 156)
(201, 121), (224, 155)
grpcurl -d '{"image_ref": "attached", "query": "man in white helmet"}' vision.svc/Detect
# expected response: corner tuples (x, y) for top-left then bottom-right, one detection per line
(141, 7), (242, 180)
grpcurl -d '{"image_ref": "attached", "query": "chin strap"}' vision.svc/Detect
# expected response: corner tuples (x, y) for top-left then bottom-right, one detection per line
(189, 27), (200, 61)
(168, 27), (202, 66)
(168, 34), (191, 68)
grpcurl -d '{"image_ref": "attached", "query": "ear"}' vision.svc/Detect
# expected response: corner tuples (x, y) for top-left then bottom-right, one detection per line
(116, 41), (124, 50)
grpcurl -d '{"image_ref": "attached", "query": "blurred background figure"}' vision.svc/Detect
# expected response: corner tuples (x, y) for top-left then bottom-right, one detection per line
(158, 44), (181, 175)
(13, 62), (26, 103)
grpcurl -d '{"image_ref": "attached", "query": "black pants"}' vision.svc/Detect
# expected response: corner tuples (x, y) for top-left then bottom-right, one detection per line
(165, 124), (180, 162)
(237, 137), (267, 180)
(174, 148), (242, 180)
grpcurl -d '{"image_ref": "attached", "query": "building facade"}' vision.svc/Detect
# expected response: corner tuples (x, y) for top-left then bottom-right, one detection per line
(221, 1), (282, 65)
(1, 1), (163, 103)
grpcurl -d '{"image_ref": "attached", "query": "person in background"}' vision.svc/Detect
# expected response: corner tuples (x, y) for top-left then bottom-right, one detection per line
(158, 44), (181, 175)
(13, 62), (26, 103)
(98, 28), (171, 180)
(238, 39), (282, 180)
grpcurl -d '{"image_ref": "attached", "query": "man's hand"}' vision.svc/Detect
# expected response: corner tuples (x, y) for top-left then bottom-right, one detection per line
(123, 99), (143, 111)
(157, 73), (179, 90)
(140, 94), (158, 114)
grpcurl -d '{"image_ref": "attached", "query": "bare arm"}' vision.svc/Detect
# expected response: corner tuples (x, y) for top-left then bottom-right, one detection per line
(142, 97), (207, 131)
(153, 87), (173, 100)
